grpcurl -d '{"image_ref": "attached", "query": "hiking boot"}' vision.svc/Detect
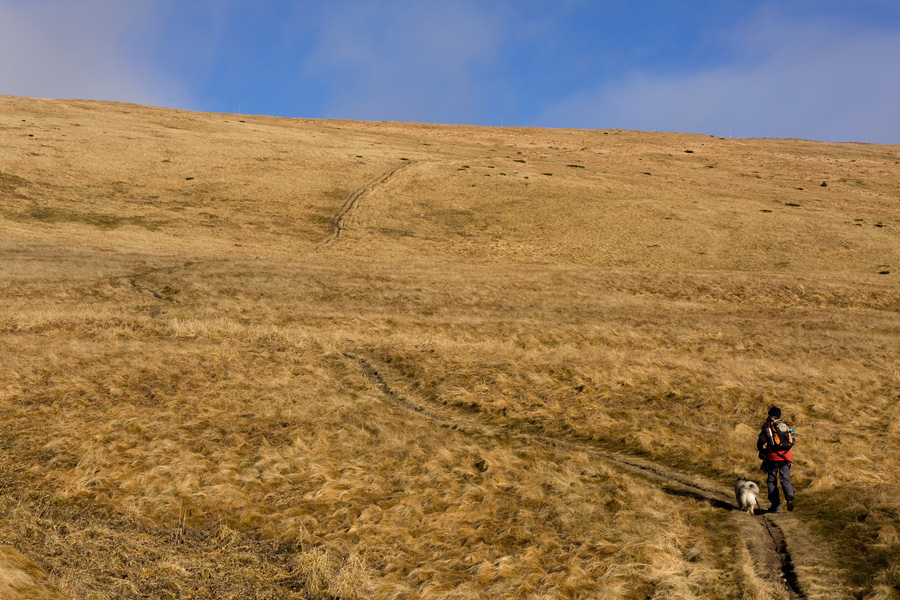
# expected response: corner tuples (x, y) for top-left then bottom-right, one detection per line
(769, 505), (780, 513)
(787, 498), (794, 512)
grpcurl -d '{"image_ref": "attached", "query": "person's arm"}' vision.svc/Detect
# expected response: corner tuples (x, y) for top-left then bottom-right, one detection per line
(757, 428), (766, 454)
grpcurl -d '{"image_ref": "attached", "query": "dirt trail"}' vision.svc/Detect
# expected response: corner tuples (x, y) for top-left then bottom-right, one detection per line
(124, 261), (202, 302)
(344, 352), (827, 599)
(316, 161), (415, 250)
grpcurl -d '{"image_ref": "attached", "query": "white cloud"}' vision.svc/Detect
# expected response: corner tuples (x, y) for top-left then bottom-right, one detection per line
(301, 1), (503, 123)
(537, 11), (900, 144)
(0, 0), (189, 108)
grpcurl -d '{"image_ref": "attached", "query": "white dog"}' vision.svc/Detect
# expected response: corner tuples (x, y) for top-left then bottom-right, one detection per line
(734, 478), (760, 515)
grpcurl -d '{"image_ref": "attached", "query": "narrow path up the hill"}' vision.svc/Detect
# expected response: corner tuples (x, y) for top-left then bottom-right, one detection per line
(344, 351), (854, 600)
(315, 161), (415, 250)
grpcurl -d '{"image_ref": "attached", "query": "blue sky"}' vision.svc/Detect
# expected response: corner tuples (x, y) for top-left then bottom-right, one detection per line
(2, 0), (899, 143)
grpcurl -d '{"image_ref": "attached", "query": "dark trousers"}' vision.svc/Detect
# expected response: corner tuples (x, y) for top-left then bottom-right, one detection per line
(762, 460), (794, 508)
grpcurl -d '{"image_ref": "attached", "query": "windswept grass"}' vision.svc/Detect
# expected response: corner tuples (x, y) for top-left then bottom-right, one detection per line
(1, 95), (899, 598)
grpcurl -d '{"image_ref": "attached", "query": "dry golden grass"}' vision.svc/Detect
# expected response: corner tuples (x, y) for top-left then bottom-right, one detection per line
(1, 95), (899, 598)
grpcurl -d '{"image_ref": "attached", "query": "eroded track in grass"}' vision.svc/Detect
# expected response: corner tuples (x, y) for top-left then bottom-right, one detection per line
(316, 161), (415, 250)
(344, 351), (810, 599)
(123, 260), (203, 302)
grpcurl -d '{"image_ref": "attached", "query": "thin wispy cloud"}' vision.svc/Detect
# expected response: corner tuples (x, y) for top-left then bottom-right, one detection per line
(301, 1), (503, 123)
(0, 0), (188, 107)
(536, 10), (900, 143)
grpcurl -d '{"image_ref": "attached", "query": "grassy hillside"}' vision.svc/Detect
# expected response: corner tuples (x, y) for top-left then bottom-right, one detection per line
(1, 95), (898, 599)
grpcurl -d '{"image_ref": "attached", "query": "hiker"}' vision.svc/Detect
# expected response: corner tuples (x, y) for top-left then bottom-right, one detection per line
(757, 405), (795, 513)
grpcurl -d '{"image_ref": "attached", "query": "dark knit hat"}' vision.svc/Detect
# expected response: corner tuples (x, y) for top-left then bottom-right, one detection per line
(768, 405), (782, 418)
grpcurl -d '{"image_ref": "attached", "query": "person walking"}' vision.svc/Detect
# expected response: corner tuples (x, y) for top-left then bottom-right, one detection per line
(757, 405), (795, 512)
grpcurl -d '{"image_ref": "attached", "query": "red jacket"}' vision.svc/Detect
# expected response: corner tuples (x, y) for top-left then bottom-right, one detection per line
(757, 419), (792, 462)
